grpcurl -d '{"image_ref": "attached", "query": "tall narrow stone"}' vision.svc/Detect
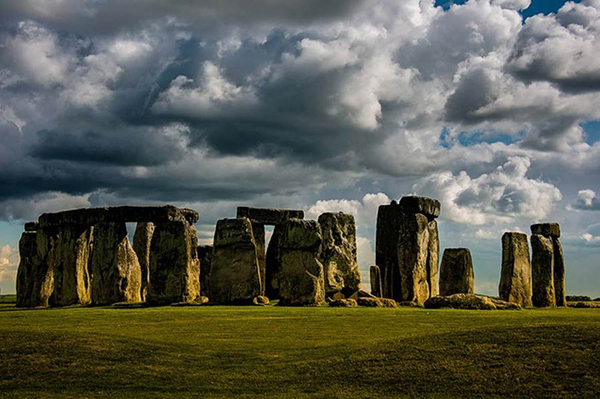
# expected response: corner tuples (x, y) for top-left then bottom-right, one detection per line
(318, 212), (361, 294)
(31, 228), (58, 307)
(90, 222), (142, 305)
(397, 212), (431, 304)
(16, 232), (38, 307)
(499, 232), (532, 307)
(370, 265), (382, 297)
(427, 219), (439, 298)
(252, 222), (266, 296)
(147, 220), (200, 305)
(375, 202), (404, 299)
(265, 226), (282, 299)
(439, 248), (474, 296)
(133, 222), (154, 301)
(278, 219), (326, 306)
(210, 218), (262, 304)
(51, 225), (93, 306)
(552, 237), (566, 307)
(198, 245), (213, 297)
(531, 234), (556, 308)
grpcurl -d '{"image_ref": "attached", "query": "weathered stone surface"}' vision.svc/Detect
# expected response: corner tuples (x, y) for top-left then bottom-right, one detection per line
(24, 222), (39, 232)
(357, 297), (384, 307)
(51, 225), (93, 306)
(427, 219), (439, 298)
(251, 222), (266, 295)
(323, 259), (344, 294)
(424, 294), (521, 310)
(147, 220), (200, 305)
(236, 207), (304, 225)
(133, 222), (155, 301)
(380, 298), (398, 308)
(90, 222), (142, 305)
(252, 295), (270, 306)
(31, 228), (58, 307)
(198, 245), (213, 297)
(329, 298), (358, 307)
(16, 232), (38, 307)
(265, 226), (282, 299)
(531, 223), (561, 238)
(439, 248), (474, 296)
(39, 205), (198, 228)
(376, 202), (404, 299)
(318, 212), (361, 294)
(499, 232), (532, 307)
(531, 234), (556, 308)
(370, 265), (382, 297)
(277, 219), (326, 306)
(397, 212), (431, 304)
(399, 196), (441, 219)
(210, 218), (262, 304)
(552, 237), (566, 307)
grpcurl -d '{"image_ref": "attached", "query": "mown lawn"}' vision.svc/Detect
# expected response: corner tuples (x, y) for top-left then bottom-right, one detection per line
(0, 304), (599, 398)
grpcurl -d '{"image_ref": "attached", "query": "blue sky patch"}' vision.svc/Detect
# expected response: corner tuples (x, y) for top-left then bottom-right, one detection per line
(435, 0), (582, 18)
(581, 120), (600, 145)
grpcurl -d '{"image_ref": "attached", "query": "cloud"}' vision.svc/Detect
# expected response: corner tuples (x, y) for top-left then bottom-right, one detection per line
(413, 156), (562, 225)
(569, 189), (600, 211)
(305, 193), (391, 225)
(0, 245), (19, 294)
(580, 233), (600, 245)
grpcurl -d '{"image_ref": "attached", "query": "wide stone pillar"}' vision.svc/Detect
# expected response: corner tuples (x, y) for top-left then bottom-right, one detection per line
(531, 234), (556, 308)
(147, 220), (200, 305)
(90, 222), (142, 305)
(210, 218), (262, 304)
(278, 219), (326, 306)
(439, 248), (474, 296)
(370, 265), (382, 297)
(499, 232), (532, 307)
(318, 212), (361, 295)
(51, 225), (93, 306)
(133, 222), (155, 301)
(198, 245), (213, 298)
(16, 232), (38, 307)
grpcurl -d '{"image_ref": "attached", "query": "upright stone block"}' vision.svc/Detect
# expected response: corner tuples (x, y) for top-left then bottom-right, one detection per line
(133, 222), (154, 301)
(427, 219), (439, 298)
(265, 226), (282, 299)
(318, 212), (361, 294)
(499, 232), (532, 307)
(252, 222), (266, 295)
(51, 225), (93, 306)
(439, 248), (474, 296)
(552, 237), (566, 307)
(31, 228), (58, 307)
(198, 245), (213, 297)
(370, 265), (382, 297)
(531, 234), (556, 307)
(90, 222), (142, 305)
(278, 219), (326, 306)
(397, 212), (431, 304)
(147, 220), (200, 305)
(16, 232), (38, 307)
(376, 202), (404, 299)
(210, 218), (262, 304)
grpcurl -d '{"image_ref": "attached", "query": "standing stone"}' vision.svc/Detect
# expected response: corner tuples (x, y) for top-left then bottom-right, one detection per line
(376, 201), (404, 299)
(531, 234), (556, 308)
(51, 225), (93, 306)
(427, 219), (439, 298)
(147, 220), (200, 305)
(318, 213), (361, 294)
(552, 237), (566, 307)
(439, 248), (474, 296)
(370, 265), (382, 297)
(210, 218), (262, 304)
(251, 222), (266, 295)
(278, 219), (326, 306)
(265, 226), (282, 299)
(397, 212), (431, 304)
(31, 228), (58, 307)
(499, 232), (532, 307)
(133, 222), (154, 301)
(198, 245), (213, 297)
(16, 232), (38, 307)
(90, 222), (142, 305)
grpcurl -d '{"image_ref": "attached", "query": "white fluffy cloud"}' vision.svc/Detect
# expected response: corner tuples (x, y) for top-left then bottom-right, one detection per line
(0, 245), (19, 293)
(569, 189), (600, 211)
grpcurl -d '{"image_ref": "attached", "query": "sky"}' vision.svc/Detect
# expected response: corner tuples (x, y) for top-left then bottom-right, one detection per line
(0, 0), (599, 297)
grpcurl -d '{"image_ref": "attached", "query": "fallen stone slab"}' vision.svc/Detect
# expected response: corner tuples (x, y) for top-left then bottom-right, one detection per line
(531, 223), (561, 238)
(424, 294), (521, 310)
(357, 297), (383, 307)
(236, 207), (304, 225)
(252, 296), (270, 306)
(329, 298), (358, 307)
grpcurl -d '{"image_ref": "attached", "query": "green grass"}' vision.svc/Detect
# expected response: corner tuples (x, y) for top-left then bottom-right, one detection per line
(1, 305), (599, 398)
(0, 295), (15, 304)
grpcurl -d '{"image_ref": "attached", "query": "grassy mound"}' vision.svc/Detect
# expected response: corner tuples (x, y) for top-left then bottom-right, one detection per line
(1, 305), (599, 397)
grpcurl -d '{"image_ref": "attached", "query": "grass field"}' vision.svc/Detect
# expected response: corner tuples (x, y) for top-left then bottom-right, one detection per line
(1, 303), (599, 398)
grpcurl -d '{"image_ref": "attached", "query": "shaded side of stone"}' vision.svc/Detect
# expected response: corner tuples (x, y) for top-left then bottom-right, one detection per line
(24, 222), (39, 232)
(265, 226), (282, 299)
(277, 219), (326, 306)
(370, 265), (382, 297)
(427, 219), (439, 298)
(132, 222), (155, 301)
(147, 221), (200, 305)
(399, 196), (441, 218)
(531, 234), (556, 308)
(198, 245), (213, 298)
(318, 212), (361, 294)
(499, 232), (532, 307)
(552, 237), (566, 307)
(90, 222), (142, 305)
(51, 225), (93, 306)
(210, 218), (262, 304)
(375, 202), (404, 299)
(439, 248), (474, 296)
(531, 223), (561, 238)
(16, 232), (38, 307)
(397, 212), (431, 304)
(31, 228), (59, 307)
